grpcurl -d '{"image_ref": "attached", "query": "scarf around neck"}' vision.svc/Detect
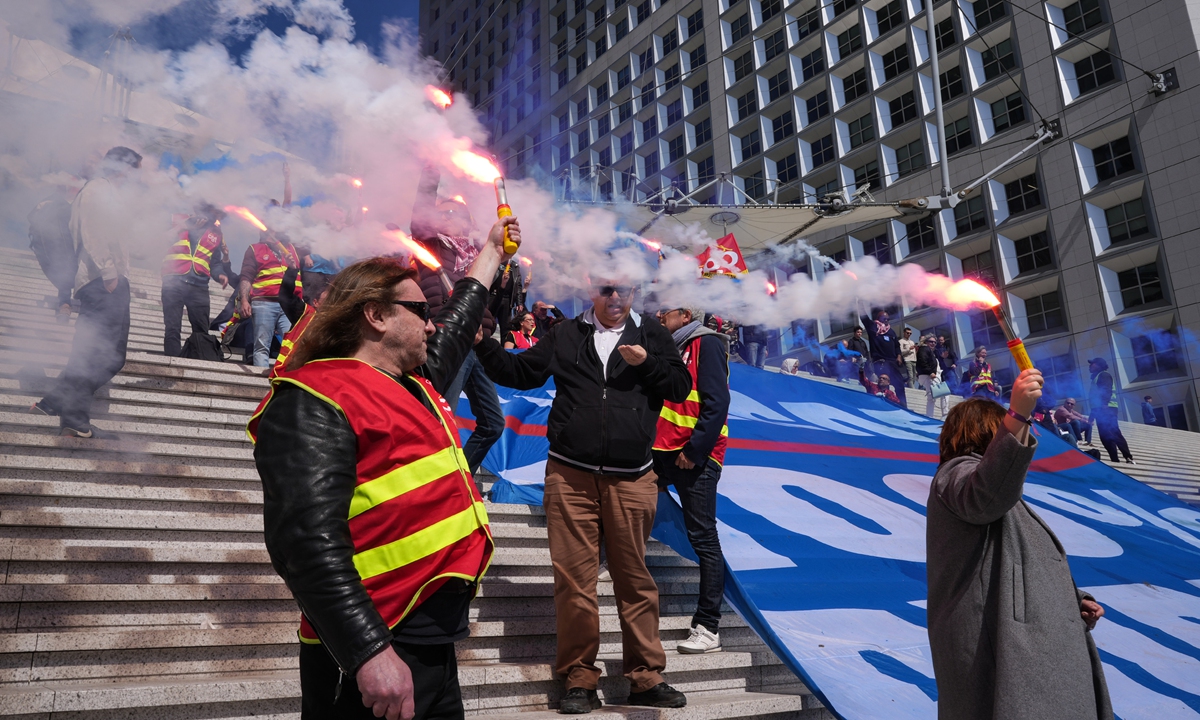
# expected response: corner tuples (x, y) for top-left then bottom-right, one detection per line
(437, 233), (480, 275)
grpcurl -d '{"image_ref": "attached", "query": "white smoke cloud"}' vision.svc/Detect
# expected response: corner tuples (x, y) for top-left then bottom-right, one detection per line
(0, 0), (966, 335)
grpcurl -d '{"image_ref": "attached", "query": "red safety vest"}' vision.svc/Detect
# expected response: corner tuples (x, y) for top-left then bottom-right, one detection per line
(653, 335), (729, 466)
(270, 304), (316, 379)
(247, 358), (493, 645)
(511, 331), (537, 349)
(248, 240), (303, 300)
(162, 228), (223, 278)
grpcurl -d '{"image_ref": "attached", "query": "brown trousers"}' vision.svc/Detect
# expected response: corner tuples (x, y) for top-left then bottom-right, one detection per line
(543, 459), (666, 693)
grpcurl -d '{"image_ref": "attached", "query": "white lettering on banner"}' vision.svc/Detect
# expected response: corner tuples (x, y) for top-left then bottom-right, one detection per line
(728, 390), (815, 427)
(860, 409), (943, 438)
(760, 608), (937, 720)
(1093, 491), (1200, 550)
(1023, 484), (1141, 527)
(882, 475), (1123, 557)
(1101, 663), (1200, 720)
(883, 474), (933, 506)
(720, 466), (927, 561)
(780, 402), (933, 442)
(666, 489), (797, 571)
(1161, 507), (1200, 532)
(497, 461), (548, 486)
(1083, 583), (1200, 653)
(1089, 620), (1200, 695)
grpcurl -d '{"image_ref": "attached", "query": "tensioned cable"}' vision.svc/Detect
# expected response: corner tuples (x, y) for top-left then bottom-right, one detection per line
(1004, 0), (1163, 81)
(442, 0), (505, 78)
(957, 7), (1047, 124)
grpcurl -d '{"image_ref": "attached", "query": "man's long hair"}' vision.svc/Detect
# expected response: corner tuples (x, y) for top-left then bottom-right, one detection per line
(287, 257), (417, 369)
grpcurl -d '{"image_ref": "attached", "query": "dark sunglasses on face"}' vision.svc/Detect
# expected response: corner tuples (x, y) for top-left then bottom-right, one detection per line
(392, 300), (431, 322)
(599, 285), (633, 298)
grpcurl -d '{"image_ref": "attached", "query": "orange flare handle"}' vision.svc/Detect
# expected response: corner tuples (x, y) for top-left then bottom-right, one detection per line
(496, 204), (518, 254)
(1007, 339), (1035, 372)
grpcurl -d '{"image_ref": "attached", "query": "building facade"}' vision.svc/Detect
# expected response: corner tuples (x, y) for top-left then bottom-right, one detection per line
(421, 0), (1200, 431)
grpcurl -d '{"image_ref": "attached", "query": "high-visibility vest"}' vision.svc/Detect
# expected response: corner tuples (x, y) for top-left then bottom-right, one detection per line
(247, 358), (493, 645)
(511, 331), (537, 349)
(270, 304), (316, 379)
(162, 228), (223, 278)
(971, 362), (995, 391)
(653, 335), (729, 466)
(248, 241), (303, 300)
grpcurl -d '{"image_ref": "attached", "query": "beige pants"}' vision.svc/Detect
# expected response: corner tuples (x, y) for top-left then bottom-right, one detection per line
(543, 459), (666, 693)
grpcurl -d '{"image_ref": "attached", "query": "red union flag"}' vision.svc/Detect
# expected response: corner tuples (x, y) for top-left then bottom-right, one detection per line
(697, 233), (749, 277)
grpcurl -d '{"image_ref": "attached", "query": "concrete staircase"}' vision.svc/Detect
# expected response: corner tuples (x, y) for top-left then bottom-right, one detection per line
(0, 244), (829, 719)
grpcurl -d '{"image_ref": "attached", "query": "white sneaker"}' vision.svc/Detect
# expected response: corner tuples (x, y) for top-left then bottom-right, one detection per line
(677, 624), (721, 654)
(597, 561), (611, 582)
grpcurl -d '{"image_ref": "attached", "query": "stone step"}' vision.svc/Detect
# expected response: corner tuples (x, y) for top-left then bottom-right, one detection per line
(0, 410), (249, 446)
(0, 378), (261, 417)
(0, 351), (270, 391)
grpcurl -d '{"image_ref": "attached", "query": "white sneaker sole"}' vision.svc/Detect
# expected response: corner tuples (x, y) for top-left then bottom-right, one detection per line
(676, 644), (722, 654)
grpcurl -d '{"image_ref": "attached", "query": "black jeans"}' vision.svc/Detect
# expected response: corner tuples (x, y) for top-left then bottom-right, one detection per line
(299, 641), (463, 720)
(654, 451), (725, 633)
(40, 276), (130, 430)
(161, 276), (211, 356)
(1095, 407), (1132, 461)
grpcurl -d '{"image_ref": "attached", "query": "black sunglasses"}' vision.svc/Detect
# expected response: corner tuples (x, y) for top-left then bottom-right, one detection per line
(599, 285), (633, 297)
(392, 300), (431, 322)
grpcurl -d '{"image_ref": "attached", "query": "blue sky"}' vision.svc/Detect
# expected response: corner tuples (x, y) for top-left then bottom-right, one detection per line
(69, 0), (422, 61)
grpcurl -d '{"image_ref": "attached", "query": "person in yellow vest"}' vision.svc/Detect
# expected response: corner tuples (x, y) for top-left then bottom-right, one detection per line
(653, 305), (731, 655)
(237, 230), (306, 368)
(161, 204), (230, 357)
(966, 346), (1001, 400)
(249, 216), (519, 720)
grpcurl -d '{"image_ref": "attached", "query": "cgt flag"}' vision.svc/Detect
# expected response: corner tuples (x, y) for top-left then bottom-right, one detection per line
(698, 233), (749, 277)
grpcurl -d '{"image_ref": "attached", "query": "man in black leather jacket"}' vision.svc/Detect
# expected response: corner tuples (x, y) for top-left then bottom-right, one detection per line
(253, 217), (520, 720)
(474, 278), (691, 714)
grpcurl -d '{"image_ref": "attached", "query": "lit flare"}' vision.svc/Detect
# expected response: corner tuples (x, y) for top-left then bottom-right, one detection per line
(766, 281), (778, 295)
(519, 257), (533, 266)
(638, 238), (662, 252)
(425, 86), (453, 109)
(451, 149), (501, 183)
(939, 278), (1000, 310)
(351, 178), (363, 189)
(223, 206), (267, 232)
(385, 229), (442, 270)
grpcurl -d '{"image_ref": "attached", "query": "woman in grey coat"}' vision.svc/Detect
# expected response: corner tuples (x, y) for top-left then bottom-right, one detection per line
(926, 369), (1113, 720)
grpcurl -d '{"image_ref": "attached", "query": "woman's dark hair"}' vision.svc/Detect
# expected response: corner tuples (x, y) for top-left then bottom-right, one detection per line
(939, 397), (1006, 464)
(287, 257), (417, 369)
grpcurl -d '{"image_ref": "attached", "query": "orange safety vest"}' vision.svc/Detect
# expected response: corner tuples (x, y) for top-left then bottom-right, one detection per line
(248, 240), (303, 300)
(971, 362), (996, 391)
(162, 228), (224, 278)
(247, 358), (493, 645)
(653, 335), (729, 466)
(270, 304), (316, 379)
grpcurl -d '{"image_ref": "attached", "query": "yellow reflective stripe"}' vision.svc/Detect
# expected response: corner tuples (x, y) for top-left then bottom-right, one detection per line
(352, 502), (488, 581)
(686, 389), (700, 402)
(659, 405), (698, 429)
(253, 278), (283, 288)
(164, 254), (193, 261)
(720, 424), (729, 437)
(348, 446), (467, 519)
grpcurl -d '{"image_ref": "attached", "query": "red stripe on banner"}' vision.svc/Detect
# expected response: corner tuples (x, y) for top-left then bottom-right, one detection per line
(1030, 450), (1095, 473)
(455, 416), (548, 436)
(727, 438), (939, 463)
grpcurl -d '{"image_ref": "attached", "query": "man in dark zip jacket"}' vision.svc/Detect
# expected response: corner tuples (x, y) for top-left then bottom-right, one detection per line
(475, 279), (691, 714)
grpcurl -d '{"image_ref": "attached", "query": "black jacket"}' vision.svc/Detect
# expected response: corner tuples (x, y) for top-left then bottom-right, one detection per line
(475, 311), (690, 475)
(916, 344), (939, 376)
(863, 317), (901, 364)
(253, 277), (488, 676)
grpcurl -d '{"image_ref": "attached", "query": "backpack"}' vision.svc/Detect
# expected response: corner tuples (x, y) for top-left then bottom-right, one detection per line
(181, 332), (224, 362)
(28, 195), (78, 289)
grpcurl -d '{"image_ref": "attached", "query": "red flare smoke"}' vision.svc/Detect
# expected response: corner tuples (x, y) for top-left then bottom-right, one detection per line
(385, 229), (442, 270)
(450, 149), (501, 183)
(426, 86), (453, 109)
(223, 206), (267, 232)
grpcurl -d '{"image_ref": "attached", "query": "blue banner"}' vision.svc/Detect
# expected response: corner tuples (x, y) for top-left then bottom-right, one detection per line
(456, 365), (1200, 719)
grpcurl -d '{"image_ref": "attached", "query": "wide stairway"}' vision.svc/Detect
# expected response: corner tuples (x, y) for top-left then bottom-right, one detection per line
(0, 244), (828, 718)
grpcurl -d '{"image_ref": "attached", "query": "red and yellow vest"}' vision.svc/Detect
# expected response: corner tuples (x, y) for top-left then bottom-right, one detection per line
(247, 358), (493, 644)
(248, 240), (303, 300)
(162, 228), (223, 278)
(270, 304), (316, 379)
(972, 362), (996, 392)
(653, 335), (729, 466)
(511, 331), (537, 349)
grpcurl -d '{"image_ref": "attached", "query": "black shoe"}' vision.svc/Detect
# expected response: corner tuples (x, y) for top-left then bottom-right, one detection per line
(627, 682), (686, 708)
(60, 425), (120, 440)
(558, 687), (602, 714)
(30, 400), (59, 417)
